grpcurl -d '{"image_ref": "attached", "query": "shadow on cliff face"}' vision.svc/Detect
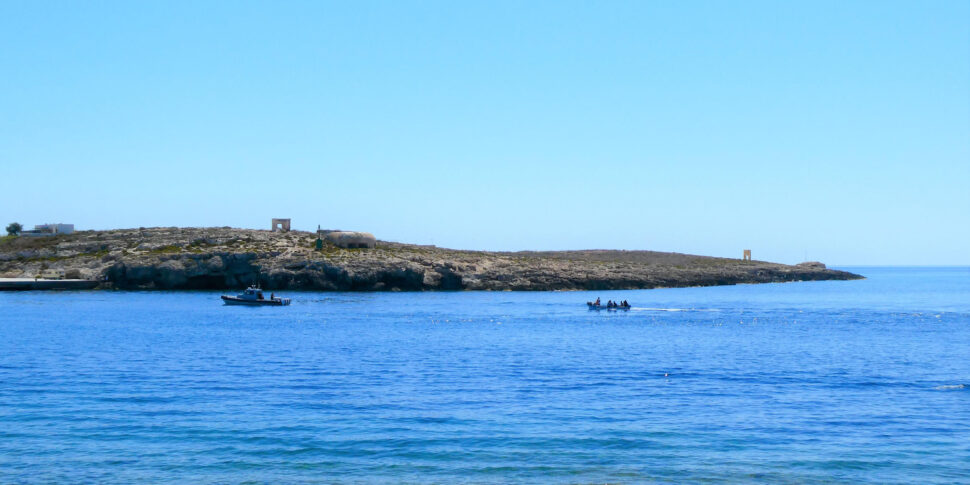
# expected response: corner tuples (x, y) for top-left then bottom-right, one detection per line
(184, 275), (231, 289)
(437, 269), (463, 290)
(105, 258), (260, 290)
(374, 267), (426, 291)
(104, 259), (468, 292)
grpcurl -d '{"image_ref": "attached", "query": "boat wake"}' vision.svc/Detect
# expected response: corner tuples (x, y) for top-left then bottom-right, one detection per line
(635, 307), (722, 313)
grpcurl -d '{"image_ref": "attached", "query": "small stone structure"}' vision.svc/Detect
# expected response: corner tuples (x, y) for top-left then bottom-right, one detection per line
(20, 223), (74, 237)
(271, 218), (291, 232)
(743, 249), (752, 261)
(324, 231), (376, 249)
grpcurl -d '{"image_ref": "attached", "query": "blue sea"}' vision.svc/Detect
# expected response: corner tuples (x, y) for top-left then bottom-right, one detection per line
(1, 267), (968, 483)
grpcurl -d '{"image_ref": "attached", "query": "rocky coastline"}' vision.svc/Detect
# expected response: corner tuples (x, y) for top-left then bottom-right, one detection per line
(0, 227), (863, 291)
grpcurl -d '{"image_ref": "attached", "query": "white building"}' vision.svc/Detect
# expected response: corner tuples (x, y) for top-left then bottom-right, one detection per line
(21, 223), (74, 237)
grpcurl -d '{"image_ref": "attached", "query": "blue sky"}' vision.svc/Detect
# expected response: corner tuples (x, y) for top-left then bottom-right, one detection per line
(1, 1), (967, 265)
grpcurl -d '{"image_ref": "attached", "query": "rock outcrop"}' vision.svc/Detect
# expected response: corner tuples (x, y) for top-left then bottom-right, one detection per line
(323, 231), (376, 249)
(0, 227), (863, 291)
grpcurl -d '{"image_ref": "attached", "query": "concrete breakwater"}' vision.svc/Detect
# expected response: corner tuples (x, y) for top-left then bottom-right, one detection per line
(0, 227), (863, 291)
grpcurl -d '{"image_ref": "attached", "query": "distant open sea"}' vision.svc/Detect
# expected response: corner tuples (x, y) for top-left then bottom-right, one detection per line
(1, 267), (968, 483)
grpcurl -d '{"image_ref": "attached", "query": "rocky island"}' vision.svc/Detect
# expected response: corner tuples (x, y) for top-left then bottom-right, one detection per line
(0, 227), (862, 291)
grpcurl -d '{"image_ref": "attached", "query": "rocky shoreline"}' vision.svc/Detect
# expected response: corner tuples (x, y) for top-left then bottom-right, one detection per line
(0, 227), (863, 291)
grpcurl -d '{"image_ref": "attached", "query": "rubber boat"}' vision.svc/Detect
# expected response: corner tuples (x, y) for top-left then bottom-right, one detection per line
(221, 286), (291, 306)
(587, 302), (631, 311)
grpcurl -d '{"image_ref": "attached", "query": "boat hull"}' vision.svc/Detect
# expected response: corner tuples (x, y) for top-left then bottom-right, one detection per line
(221, 296), (291, 306)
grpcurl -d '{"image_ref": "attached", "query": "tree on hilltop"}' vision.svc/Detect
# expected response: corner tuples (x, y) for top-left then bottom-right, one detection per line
(6, 222), (22, 236)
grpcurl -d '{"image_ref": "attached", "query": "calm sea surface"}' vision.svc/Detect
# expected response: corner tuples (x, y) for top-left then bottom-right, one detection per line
(1, 267), (968, 483)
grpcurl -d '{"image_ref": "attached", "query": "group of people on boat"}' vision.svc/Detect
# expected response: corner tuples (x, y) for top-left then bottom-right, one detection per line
(588, 297), (631, 308)
(606, 299), (630, 308)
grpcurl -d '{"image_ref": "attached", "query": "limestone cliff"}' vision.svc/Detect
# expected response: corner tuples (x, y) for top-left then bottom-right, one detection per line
(0, 227), (863, 291)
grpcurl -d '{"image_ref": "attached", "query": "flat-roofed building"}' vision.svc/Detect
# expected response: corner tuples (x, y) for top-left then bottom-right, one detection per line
(21, 223), (74, 237)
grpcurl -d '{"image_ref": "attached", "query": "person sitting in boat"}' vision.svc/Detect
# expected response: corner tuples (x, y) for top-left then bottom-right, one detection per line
(270, 293), (274, 300)
(594, 298), (601, 305)
(622, 300), (629, 307)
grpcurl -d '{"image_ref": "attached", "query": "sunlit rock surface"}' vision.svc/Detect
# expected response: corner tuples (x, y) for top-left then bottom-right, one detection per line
(0, 227), (863, 291)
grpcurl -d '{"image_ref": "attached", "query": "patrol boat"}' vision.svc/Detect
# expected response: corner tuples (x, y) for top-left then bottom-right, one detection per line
(221, 286), (291, 306)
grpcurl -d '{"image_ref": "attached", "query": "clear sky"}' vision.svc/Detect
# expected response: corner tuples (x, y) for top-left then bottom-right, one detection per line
(1, 1), (967, 265)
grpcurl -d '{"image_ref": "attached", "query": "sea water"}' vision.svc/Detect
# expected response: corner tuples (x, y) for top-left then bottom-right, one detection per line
(1, 267), (968, 483)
